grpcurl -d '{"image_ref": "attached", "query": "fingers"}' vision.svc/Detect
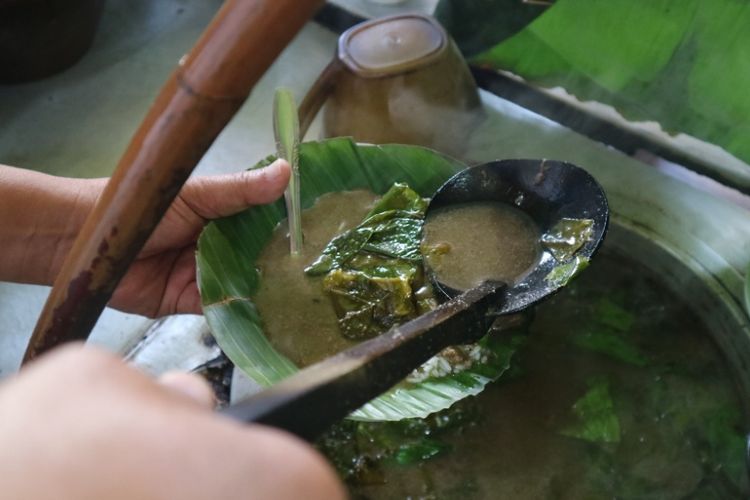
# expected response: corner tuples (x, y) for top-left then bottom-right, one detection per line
(158, 372), (215, 408)
(1, 344), (347, 500)
(180, 159), (291, 220)
(227, 425), (348, 500)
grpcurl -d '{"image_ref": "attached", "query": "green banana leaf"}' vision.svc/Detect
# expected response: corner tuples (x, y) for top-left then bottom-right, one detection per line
(437, 0), (750, 176)
(196, 138), (522, 421)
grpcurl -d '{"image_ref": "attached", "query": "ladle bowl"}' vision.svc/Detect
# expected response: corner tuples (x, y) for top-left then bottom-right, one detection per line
(425, 159), (609, 313)
(221, 159), (609, 441)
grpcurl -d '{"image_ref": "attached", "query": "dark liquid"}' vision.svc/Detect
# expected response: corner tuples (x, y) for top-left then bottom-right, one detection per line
(252, 191), (747, 498)
(326, 249), (749, 499)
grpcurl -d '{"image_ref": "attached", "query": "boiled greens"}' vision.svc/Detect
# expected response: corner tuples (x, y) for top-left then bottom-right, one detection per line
(306, 184), (433, 340)
(560, 377), (621, 444)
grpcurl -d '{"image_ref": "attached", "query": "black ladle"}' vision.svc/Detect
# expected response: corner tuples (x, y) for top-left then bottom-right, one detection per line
(221, 159), (609, 442)
(427, 159), (610, 310)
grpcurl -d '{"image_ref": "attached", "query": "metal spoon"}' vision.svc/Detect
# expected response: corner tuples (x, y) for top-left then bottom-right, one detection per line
(221, 159), (609, 441)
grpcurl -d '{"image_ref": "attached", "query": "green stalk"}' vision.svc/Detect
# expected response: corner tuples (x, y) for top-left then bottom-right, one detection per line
(273, 88), (303, 255)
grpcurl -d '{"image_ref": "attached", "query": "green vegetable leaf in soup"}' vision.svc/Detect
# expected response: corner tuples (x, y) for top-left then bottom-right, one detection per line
(365, 182), (428, 217)
(304, 184), (429, 274)
(363, 214), (424, 261)
(560, 378), (621, 444)
(323, 267), (418, 340)
(394, 438), (451, 465)
(307, 183), (434, 340)
(542, 218), (594, 261)
(304, 227), (375, 275)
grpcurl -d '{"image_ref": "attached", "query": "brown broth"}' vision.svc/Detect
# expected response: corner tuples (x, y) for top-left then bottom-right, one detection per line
(422, 202), (541, 290)
(253, 190), (379, 367)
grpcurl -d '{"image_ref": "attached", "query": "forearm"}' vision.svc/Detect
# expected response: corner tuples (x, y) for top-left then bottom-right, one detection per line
(0, 165), (100, 285)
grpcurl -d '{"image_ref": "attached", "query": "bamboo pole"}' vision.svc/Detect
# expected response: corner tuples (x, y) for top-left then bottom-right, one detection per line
(24, 0), (324, 362)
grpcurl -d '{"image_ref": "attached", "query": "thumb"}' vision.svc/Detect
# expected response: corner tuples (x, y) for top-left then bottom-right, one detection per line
(181, 159), (291, 220)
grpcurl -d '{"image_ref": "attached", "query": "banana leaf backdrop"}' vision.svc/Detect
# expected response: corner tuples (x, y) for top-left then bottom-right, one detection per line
(197, 138), (523, 421)
(436, 0), (750, 175)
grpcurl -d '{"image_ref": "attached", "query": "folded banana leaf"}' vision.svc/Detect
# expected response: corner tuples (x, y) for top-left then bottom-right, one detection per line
(196, 138), (523, 421)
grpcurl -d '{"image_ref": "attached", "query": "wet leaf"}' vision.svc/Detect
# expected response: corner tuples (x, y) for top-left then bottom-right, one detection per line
(305, 184), (426, 274)
(304, 227), (374, 276)
(365, 182), (428, 217)
(703, 406), (747, 490)
(572, 297), (646, 366)
(310, 184), (429, 339)
(362, 214), (424, 261)
(324, 267), (417, 340)
(317, 398), (480, 481)
(394, 439), (451, 465)
(545, 255), (590, 286)
(561, 378), (621, 444)
(595, 298), (635, 332)
(542, 218), (594, 261)
(573, 330), (648, 367)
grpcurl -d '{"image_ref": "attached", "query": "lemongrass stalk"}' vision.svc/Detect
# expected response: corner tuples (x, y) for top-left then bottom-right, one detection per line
(273, 88), (303, 255)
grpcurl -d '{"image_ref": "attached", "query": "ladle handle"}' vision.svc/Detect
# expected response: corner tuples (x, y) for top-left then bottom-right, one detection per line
(220, 282), (506, 442)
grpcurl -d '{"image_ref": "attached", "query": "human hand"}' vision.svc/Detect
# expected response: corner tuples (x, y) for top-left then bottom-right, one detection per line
(0, 344), (345, 500)
(109, 160), (290, 317)
(0, 160), (288, 317)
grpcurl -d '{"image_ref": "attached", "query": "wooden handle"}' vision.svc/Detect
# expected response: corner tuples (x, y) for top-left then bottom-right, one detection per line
(25, 0), (324, 362)
(221, 282), (505, 441)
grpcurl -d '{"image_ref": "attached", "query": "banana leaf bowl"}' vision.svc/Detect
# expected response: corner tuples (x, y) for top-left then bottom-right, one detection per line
(196, 138), (524, 421)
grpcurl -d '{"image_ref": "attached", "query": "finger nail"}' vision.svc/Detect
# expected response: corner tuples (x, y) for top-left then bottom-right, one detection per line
(267, 159), (291, 185)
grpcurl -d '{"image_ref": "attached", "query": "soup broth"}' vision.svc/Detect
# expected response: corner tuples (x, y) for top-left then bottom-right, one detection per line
(319, 249), (749, 499)
(254, 190), (379, 367)
(422, 202), (541, 290)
